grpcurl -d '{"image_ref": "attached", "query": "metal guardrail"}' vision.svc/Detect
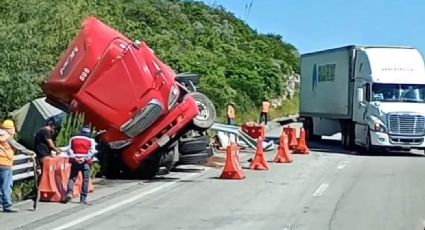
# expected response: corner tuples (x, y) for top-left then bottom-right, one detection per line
(12, 154), (35, 181)
(11, 140), (37, 182)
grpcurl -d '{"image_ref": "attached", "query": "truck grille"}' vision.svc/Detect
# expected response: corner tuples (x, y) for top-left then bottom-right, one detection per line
(121, 99), (164, 138)
(388, 114), (425, 136)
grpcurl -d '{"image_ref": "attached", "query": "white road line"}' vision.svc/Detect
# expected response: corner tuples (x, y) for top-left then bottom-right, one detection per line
(312, 183), (329, 197)
(50, 169), (208, 230)
(337, 161), (349, 169)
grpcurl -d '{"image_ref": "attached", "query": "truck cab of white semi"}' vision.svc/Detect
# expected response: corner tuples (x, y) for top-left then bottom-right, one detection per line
(300, 45), (425, 152)
(354, 47), (425, 151)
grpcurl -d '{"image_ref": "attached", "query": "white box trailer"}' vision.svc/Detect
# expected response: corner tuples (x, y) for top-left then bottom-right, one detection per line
(300, 45), (425, 152)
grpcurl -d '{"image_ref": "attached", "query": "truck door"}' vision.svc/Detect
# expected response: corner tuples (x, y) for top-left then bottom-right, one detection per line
(352, 51), (370, 146)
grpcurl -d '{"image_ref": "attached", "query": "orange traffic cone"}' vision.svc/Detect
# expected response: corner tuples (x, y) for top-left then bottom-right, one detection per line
(274, 133), (293, 163)
(249, 137), (269, 170)
(288, 127), (298, 150)
(293, 128), (310, 154)
(220, 144), (246, 179)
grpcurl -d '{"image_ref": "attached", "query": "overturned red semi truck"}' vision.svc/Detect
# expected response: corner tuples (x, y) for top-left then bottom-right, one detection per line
(42, 17), (216, 178)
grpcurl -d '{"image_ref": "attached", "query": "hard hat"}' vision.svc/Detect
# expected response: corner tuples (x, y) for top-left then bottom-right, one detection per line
(1, 120), (15, 129)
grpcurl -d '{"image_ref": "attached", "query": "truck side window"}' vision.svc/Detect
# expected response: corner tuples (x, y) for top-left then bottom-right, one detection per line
(364, 83), (370, 102)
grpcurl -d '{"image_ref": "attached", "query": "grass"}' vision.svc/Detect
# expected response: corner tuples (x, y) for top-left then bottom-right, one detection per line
(12, 180), (35, 202)
(269, 94), (299, 120)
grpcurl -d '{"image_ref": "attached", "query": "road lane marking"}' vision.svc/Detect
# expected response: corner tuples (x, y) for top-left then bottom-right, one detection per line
(312, 183), (329, 197)
(337, 161), (349, 169)
(50, 169), (208, 230)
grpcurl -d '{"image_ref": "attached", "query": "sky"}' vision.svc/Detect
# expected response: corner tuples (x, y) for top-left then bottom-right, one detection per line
(201, 0), (425, 54)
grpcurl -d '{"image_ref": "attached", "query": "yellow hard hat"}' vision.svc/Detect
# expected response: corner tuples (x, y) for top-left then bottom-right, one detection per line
(1, 120), (15, 129)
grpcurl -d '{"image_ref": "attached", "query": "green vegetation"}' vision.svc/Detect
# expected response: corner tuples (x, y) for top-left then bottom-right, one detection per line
(12, 180), (35, 202)
(0, 0), (299, 121)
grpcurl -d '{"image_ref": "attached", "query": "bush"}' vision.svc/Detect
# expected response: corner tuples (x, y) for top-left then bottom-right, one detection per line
(0, 0), (300, 121)
(12, 179), (35, 202)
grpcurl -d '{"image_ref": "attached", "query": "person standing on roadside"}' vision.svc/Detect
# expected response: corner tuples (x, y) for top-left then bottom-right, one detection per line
(259, 99), (271, 125)
(0, 129), (18, 212)
(227, 102), (236, 125)
(34, 119), (61, 170)
(64, 127), (97, 205)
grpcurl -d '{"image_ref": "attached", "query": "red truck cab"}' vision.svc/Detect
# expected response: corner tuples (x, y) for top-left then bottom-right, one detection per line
(42, 17), (215, 177)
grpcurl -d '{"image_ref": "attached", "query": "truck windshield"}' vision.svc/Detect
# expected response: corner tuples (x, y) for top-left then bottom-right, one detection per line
(372, 83), (425, 103)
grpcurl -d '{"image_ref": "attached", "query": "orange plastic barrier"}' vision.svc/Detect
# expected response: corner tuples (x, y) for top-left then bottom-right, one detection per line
(293, 128), (310, 155)
(284, 127), (298, 150)
(242, 124), (265, 139)
(274, 133), (293, 163)
(249, 137), (269, 170)
(220, 144), (245, 180)
(39, 157), (94, 202)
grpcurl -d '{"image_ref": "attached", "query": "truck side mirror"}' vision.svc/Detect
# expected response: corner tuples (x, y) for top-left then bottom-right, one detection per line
(357, 88), (364, 103)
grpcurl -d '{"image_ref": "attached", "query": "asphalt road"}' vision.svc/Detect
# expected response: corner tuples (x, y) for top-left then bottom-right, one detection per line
(4, 129), (425, 230)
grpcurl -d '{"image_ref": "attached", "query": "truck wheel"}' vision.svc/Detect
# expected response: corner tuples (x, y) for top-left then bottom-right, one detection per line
(177, 148), (214, 165)
(304, 117), (321, 141)
(179, 135), (210, 154)
(97, 142), (123, 179)
(189, 92), (216, 130)
(341, 122), (354, 149)
(136, 153), (161, 179)
(364, 129), (374, 155)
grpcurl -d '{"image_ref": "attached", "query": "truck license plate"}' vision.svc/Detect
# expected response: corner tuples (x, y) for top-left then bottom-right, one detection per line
(158, 134), (170, 147)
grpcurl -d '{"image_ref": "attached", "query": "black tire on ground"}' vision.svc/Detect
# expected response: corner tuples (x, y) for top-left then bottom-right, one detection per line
(177, 148), (214, 165)
(189, 92), (216, 130)
(179, 135), (210, 154)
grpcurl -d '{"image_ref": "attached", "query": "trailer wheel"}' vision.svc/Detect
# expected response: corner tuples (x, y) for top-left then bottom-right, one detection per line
(303, 117), (321, 141)
(189, 92), (216, 130)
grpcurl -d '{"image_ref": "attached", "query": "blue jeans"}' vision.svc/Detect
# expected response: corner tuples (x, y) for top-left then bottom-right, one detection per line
(66, 162), (90, 202)
(0, 167), (13, 209)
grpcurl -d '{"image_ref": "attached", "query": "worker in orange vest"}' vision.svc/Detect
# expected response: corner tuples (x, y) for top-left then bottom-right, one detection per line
(259, 99), (271, 125)
(227, 102), (236, 125)
(0, 129), (18, 212)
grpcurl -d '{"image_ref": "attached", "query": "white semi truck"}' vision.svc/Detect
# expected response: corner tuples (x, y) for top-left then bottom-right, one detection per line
(299, 45), (425, 152)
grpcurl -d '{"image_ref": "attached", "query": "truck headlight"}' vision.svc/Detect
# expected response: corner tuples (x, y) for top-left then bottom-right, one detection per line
(168, 84), (180, 110)
(373, 122), (386, 132)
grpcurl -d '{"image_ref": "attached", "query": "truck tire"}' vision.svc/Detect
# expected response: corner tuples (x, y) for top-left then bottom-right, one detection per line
(97, 142), (124, 179)
(364, 129), (374, 155)
(177, 148), (214, 165)
(136, 153), (161, 179)
(303, 117), (321, 141)
(341, 121), (355, 149)
(137, 142), (182, 179)
(179, 135), (210, 154)
(189, 92), (216, 130)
